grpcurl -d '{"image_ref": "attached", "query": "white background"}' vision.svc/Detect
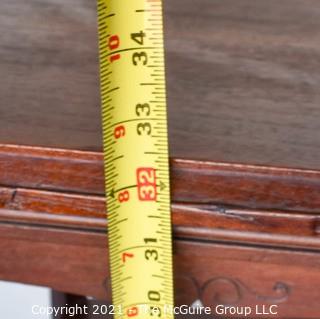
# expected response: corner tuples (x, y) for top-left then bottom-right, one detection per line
(0, 281), (51, 319)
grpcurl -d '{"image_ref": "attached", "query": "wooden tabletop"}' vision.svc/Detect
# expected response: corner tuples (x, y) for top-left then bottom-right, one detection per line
(1, 0), (320, 169)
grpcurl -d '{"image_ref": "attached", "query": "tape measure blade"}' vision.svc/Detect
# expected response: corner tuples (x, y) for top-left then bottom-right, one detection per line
(97, 0), (174, 318)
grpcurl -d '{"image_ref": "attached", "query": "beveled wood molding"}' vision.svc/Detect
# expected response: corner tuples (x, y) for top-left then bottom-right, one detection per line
(1, 144), (320, 317)
(1, 222), (320, 318)
(1, 144), (320, 250)
(1, 186), (320, 250)
(1, 144), (320, 213)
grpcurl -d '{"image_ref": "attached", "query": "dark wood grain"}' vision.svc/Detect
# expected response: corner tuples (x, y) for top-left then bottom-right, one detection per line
(0, 145), (319, 317)
(0, 0), (320, 169)
(1, 2), (320, 315)
(1, 200), (320, 251)
(1, 222), (320, 318)
(1, 182), (320, 250)
(2, 145), (320, 213)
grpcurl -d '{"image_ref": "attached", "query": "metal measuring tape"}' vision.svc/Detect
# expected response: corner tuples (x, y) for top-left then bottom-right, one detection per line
(97, 0), (174, 317)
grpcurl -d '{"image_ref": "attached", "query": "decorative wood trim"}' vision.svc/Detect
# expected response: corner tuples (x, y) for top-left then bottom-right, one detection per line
(1, 144), (320, 212)
(1, 144), (320, 250)
(1, 186), (320, 250)
(1, 222), (320, 318)
(174, 276), (291, 304)
(1, 143), (320, 317)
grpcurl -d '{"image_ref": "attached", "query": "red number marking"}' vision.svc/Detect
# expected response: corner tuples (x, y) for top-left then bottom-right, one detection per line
(108, 35), (120, 50)
(118, 190), (130, 203)
(122, 252), (134, 263)
(137, 168), (157, 201)
(108, 35), (120, 62)
(114, 125), (126, 139)
(127, 307), (138, 317)
(110, 53), (120, 63)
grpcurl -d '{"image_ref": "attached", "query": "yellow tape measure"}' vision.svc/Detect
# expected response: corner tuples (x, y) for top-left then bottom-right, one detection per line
(97, 0), (174, 318)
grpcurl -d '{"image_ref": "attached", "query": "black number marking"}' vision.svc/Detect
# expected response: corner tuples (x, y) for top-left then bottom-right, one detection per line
(145, 249), (158, 261)
(136, 103), (151, 116)
(137, 122), (152, 135)
(133, 52), (148, 66)
(131, 31), (146, 45)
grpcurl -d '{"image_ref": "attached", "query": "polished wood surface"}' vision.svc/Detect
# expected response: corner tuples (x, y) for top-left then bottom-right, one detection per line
(2, 144), (320, 213)
(1, 146), (320, 317)
(1, 223), (320, 318)
(1, 1), (320, 317)
(1, 0), (320, 169)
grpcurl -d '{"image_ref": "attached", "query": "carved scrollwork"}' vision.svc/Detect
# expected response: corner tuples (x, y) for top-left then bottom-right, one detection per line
(175, 275), (291, 306)
(103, 275), (291, 307)
(202, 277), (242, 305)
(202, 277), (290, 305)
